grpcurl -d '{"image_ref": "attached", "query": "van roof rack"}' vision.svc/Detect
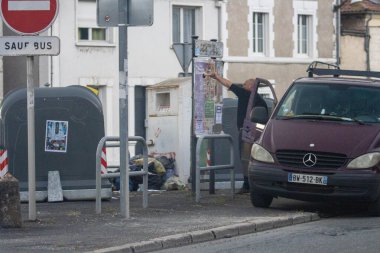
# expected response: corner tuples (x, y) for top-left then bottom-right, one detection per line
(307, 61), (380, 79)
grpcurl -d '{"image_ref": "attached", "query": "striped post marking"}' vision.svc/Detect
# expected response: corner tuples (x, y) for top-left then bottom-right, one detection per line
(0, 148), (9, 178)
(206, 149), (211, 167)
(101, 147), (107, 175)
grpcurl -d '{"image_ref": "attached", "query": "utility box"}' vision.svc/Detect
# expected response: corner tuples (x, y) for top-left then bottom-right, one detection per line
(0, 86), (111, 201)
(213, 98), (243, 185)
(146, 77), (192, 183)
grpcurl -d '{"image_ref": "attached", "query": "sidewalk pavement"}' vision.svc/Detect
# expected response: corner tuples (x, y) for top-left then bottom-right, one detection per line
(0, 190), (320, 253)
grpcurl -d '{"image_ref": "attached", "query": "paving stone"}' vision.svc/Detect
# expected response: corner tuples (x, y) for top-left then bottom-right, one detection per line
(238, 222), (257, 235)
(190, 230), (215, 243)
(273, 216), (293, 228)
(255, 218), (274, 232)
(160, 234), (192, 249)
(212, 224), (239, 239)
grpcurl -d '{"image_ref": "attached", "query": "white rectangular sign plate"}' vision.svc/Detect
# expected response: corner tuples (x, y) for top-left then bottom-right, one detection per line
(194, 40), (223, 58)
(9, 0), (50, 11)
(0, 36), (60, 56)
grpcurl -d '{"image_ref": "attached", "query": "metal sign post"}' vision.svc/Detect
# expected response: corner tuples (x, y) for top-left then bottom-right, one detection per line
(119, 24), (129, 218)
(98, 0), (153, 219)
(26, 56), (36, 220)
(0, 0), (60, 221)
(118, 0), (129, 219)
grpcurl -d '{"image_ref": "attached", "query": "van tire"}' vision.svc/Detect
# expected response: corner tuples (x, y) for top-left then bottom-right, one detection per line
(368, 198), (380, 216)
(250, 190), (273, 208)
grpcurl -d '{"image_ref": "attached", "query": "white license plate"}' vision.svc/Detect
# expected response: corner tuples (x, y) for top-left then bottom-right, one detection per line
(288, 173), (328, 186)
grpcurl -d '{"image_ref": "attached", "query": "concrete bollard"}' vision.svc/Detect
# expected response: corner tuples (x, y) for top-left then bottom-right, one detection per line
(0, 175), (22, 228)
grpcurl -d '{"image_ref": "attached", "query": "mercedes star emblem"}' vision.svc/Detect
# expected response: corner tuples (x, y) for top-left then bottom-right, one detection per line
(303, 153), (317, 167)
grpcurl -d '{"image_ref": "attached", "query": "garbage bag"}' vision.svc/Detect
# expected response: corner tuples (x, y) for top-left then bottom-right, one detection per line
(132, 158), (166, 176)
(162, 176), (186, 191)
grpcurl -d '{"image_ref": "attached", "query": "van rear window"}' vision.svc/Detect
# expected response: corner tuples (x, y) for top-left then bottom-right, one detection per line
(276, 83), (380, 124)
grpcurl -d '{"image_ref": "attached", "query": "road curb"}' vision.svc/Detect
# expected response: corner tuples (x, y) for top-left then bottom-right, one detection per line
(90, 212), (319, 253)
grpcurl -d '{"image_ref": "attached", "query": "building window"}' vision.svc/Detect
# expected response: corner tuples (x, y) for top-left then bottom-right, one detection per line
(293, 0), (317, 58)
(172, 6), (200, 43)
(78, 27), (107, 41)
(248, 0), (274, 58)
(297, 15), (310, 55)
(252, 12), (267, 54)
(76, 0), (114, 45)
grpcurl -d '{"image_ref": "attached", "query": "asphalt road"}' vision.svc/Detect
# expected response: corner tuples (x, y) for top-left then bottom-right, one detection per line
(154, 215), (380, 253)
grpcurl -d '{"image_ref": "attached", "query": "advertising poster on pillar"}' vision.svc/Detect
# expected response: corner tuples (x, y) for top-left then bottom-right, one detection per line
(45, 120), (69, 153)
(193, 58), (223, 135)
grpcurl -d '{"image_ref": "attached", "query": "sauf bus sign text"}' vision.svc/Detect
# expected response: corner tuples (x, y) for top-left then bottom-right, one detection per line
(0, 36), (59, 56)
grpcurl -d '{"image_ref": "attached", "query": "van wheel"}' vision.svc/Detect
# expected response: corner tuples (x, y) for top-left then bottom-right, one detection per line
(250, 190), (273, 208)
(368, 198), (380, 216)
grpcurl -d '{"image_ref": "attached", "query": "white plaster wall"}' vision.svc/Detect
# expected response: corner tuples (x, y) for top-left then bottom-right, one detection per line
(50, 0), (220, 166)
(51, 0), (119, 137)
(50, 0), (120, 164)
(128, 0), (220, 86)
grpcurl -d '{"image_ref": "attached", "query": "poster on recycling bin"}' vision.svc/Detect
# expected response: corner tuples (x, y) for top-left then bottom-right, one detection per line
(45, 120), (69, 153)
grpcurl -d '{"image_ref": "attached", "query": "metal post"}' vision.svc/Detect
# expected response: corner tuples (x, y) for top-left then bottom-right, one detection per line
(209, 140), (215, 194)
(27, 56), (36, 220)
(119, 0), (129, 219)
(190, 35), (198, 193)
(209, 47), (217, 195)
(195, 134), (234, 203)
(95, 138), (105, 214)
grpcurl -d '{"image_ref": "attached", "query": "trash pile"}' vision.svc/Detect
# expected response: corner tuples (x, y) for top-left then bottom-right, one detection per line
(111, 155), (186, 191)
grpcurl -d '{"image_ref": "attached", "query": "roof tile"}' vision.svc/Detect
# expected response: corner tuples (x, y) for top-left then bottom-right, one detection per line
(341, 0), (380, 13)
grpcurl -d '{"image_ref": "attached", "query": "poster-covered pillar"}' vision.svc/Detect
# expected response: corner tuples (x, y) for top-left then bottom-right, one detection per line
(190, 37), (224, 193)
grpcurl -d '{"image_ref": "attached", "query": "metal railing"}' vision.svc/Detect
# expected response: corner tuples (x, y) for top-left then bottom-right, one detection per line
(95, 136), (149, 214)
(195, 134), (235, 203)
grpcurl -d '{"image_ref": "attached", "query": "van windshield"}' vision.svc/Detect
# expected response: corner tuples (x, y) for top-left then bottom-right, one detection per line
(276, 82), (380, 124)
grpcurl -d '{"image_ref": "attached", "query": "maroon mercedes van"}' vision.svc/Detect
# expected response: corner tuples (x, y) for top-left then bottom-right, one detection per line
(249, 62), (380, 215)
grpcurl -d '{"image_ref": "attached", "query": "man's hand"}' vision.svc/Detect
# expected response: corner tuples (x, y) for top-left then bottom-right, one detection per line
(203, 61), (218, 79)
(203, 61), (232, 89)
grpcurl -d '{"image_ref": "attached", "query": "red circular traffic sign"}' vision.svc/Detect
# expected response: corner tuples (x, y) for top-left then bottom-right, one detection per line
(0, 0), (58, 35)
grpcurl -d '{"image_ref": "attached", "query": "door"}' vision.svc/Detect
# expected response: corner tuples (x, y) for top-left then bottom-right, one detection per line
(241, 78), (277, 174)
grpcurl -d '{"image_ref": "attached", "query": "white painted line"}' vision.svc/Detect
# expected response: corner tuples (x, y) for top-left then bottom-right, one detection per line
(8, 0), (50, 11)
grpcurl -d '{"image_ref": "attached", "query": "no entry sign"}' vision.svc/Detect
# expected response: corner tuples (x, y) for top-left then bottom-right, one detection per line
(0, 0), (58, 35)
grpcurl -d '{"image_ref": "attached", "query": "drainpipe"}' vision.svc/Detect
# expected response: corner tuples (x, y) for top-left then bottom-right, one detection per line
(365, 13), (372, 71)
(50, 26), (53, 87)
(336, 0), (341, 66)
(215, 0), (228, 97)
